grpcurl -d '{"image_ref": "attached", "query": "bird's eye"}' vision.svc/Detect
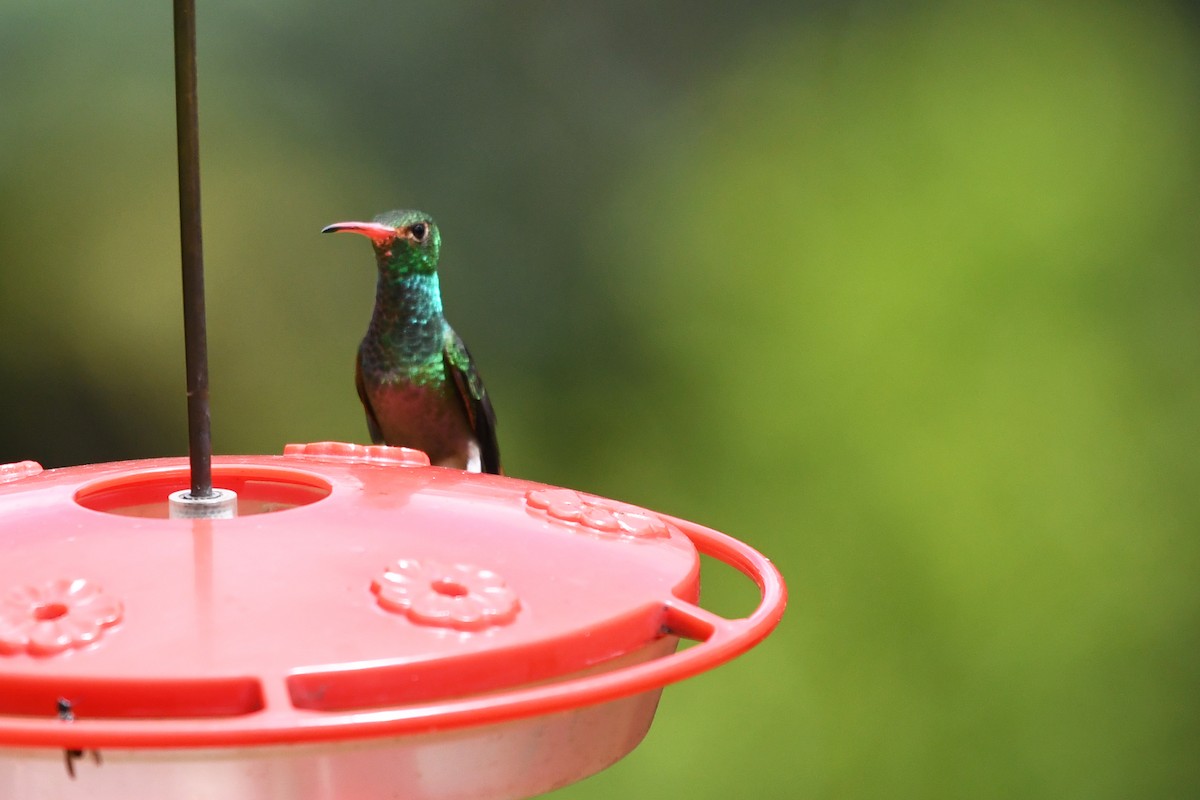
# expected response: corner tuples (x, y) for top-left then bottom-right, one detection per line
(409, 222), (428, 243)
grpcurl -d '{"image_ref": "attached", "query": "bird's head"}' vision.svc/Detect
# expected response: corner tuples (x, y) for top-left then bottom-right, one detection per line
(322, 209), (441, 275)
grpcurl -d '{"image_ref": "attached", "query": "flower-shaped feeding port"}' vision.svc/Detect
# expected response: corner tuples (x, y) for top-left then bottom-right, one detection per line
(0, 578), (123, 657)
(525, 488), (672, 540)
(283, 441), (430, 467)
(0, 460), (42, 484)
(371, 559), (520, 632)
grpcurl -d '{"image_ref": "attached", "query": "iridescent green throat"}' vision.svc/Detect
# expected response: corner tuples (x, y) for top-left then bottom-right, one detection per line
(360, 271), (447, 386)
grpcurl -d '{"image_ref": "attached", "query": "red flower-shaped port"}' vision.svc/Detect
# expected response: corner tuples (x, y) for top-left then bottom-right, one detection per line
(371, 559), (519, 631)
(0, 460), (42, 484)
(525, 488), (672, 540)
(0, 579), (123, 657)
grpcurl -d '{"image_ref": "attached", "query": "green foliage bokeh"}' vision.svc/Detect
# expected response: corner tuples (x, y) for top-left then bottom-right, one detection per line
(2, 1), (1198, 797)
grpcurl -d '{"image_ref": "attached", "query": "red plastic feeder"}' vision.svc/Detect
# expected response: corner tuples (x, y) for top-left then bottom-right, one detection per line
(0, 443), (785, 799)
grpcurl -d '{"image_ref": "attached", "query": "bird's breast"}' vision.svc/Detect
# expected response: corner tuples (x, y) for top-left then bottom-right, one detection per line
(363, 378), (476, 469)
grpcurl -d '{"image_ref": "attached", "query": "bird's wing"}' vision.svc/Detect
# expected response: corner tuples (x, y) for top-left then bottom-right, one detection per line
(355, 350), (385, 444)
(443, 326), (502, 474)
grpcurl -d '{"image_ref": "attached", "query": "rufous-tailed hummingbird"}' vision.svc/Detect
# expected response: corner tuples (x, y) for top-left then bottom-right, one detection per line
(322, 210), (501, 473)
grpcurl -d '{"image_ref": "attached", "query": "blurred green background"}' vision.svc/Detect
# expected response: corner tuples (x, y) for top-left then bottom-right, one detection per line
(3, 0), (1199, 797)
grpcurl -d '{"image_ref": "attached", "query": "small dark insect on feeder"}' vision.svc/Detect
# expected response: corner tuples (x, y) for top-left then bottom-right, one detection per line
(57, 698), (101, 779)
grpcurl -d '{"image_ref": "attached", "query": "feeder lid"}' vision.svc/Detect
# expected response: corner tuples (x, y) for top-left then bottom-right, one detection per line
(0, 443), (785, 748)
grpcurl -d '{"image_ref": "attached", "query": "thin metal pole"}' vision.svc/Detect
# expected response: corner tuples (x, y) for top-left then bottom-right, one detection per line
(173, 0), (213, 498)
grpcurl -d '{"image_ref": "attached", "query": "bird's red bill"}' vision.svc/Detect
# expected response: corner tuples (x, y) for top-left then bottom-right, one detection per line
(321, 221), (398, 246)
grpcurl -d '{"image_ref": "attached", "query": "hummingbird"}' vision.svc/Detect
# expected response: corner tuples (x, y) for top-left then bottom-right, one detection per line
(322, 209), (501, 473)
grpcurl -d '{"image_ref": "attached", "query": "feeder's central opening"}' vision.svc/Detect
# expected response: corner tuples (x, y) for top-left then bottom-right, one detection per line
(76, 466), (332, 518)
(33, 603), (68, 621)
(431, 578), (469, 598)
